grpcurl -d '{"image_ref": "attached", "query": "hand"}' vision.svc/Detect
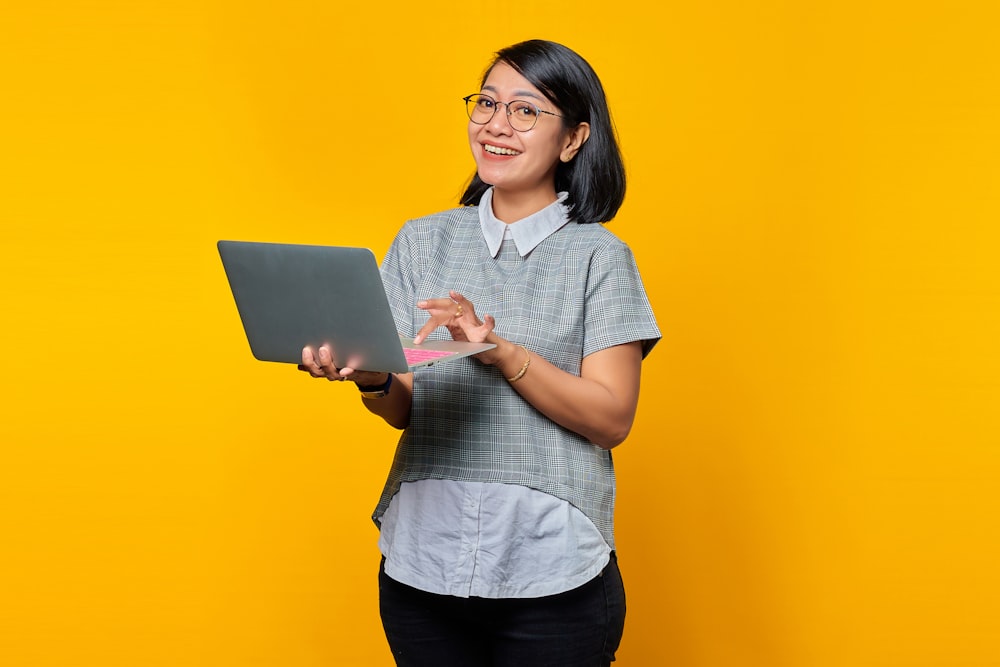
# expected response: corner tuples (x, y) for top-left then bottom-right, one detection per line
(413, 290), (496, 346)
(298, 345), (390, 386)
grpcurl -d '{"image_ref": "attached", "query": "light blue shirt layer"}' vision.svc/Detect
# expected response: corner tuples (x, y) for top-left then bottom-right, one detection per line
(379, 480), (611, 598)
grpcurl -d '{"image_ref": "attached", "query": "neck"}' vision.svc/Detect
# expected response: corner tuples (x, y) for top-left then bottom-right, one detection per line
(490, 187), (559, 224)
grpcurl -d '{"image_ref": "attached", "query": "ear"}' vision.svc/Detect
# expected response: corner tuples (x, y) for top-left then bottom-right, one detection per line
(560, 122), (591, 163)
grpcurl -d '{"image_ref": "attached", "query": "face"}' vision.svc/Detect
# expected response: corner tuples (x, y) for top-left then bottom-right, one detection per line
(468, 62), (589, 214)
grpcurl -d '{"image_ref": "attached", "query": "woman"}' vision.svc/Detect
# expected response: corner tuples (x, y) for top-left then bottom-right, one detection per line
(301, 39), (660, 666)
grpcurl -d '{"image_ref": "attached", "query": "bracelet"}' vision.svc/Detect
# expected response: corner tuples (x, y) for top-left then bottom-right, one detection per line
(506, 345), (531, 383)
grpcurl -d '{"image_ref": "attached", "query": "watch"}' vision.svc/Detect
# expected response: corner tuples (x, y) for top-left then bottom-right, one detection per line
(357, 373), (393, 399)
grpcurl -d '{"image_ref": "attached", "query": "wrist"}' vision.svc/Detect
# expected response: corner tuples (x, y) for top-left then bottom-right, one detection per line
(486, 339), (517, 370)
(357, 373), (392, 399)
(505, 345), (531, 383)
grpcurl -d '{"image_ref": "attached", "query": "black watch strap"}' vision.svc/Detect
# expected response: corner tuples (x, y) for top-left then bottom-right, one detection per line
(357, 373), (393, 399)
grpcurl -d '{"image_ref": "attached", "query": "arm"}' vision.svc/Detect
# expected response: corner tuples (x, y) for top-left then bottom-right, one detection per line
(414, 291), (644, 449)
(493, 337), (643, 449)
(300, 345), (413, 430)
(356, 371), (413, 430)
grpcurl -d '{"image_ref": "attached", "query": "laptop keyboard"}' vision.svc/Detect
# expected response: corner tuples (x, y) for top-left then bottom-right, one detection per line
(403, 347), (454, 365)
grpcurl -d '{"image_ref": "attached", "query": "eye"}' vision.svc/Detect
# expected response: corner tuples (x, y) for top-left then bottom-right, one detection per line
(476, 96), (496, 110)
(510, 101), (540, 118)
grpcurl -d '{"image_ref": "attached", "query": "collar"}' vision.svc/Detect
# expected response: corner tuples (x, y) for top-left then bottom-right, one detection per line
(478, 188), (571, 258)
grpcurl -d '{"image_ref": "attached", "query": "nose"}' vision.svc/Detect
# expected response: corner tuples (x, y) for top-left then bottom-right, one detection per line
(485, 102), (513, 135)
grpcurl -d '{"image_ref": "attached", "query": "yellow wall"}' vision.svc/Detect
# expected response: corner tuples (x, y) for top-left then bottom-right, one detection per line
(2, 1), (998, 665)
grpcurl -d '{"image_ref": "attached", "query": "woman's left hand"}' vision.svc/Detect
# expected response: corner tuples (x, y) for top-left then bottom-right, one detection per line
(413, 290), (499, 360)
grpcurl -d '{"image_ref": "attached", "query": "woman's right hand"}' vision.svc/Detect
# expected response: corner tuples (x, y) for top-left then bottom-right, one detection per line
(298, 345), (390, 386)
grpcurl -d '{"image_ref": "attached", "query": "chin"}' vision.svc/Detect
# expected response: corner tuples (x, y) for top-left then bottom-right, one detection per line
(476, 162), (519, 181)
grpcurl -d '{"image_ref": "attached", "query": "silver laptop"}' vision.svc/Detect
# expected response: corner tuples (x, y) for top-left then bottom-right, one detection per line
(218, 240), (495, 373)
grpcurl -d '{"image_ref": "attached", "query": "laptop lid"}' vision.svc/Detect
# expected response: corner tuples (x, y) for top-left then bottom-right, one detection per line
(217, 240), (494, 373)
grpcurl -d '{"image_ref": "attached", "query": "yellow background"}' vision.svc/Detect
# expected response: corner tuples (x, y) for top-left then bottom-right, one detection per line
(2, 1), (998, 665)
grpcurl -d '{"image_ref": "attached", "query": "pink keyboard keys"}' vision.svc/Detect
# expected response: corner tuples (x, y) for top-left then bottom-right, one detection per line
(403, 347), (454, 365)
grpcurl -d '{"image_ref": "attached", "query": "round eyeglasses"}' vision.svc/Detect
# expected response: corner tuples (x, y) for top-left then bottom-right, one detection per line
(463, 93), (563, 132)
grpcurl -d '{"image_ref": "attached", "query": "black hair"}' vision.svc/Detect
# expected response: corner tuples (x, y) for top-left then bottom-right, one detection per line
(459, 40), (626, 224)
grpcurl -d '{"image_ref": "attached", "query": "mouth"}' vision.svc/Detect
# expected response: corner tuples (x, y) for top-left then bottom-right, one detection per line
(483, 143), (522, 157)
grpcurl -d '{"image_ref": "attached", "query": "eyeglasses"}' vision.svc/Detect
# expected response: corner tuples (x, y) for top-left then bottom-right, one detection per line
(463, 93), (563, 132)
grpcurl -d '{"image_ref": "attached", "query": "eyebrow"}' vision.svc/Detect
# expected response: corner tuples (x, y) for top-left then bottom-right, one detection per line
(482, 84), (546, 102)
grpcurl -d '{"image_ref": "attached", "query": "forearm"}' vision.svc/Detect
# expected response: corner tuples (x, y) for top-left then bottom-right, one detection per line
(359, 372), (413, 429)
(490, 338), (643, 449)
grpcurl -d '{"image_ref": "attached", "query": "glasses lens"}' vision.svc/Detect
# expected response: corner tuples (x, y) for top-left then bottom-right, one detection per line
(466, 94), (496, 124)
(507, 101), (540, 131)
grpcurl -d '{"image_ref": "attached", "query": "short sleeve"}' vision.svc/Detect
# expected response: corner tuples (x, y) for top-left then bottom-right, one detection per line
(583, 241), (661, 359)
(379, 225), (419, 338)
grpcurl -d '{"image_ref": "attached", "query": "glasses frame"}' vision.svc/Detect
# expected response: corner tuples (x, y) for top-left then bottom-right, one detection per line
(463, 93), (563, 132)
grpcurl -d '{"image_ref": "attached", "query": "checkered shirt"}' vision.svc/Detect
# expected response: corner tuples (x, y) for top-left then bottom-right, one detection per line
(372, 201), (660, 547)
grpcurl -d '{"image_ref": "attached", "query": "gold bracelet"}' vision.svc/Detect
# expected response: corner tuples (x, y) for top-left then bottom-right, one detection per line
(506, 345), (531, 383)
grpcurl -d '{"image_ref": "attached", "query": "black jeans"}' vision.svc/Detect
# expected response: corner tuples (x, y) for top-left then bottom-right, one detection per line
(379, 553), (626, 667)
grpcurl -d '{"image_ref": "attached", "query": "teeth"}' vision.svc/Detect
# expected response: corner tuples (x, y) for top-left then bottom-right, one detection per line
(484, 144), (521, 156)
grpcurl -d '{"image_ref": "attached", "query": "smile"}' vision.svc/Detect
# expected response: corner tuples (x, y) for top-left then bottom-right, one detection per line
(483, 143), (522, 156)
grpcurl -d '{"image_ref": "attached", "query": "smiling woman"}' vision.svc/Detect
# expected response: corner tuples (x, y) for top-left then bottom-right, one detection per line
(460, 40), (625, 225)
(5, 2), (998, 665)
(462, 61), (590, 221)
(299, 39), (660, 667)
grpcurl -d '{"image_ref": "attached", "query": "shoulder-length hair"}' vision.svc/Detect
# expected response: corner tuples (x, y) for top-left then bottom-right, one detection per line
(460, 40), (626, 224)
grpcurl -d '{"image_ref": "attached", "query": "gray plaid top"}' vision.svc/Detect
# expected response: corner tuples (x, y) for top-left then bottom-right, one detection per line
(372, 195), (660, 547)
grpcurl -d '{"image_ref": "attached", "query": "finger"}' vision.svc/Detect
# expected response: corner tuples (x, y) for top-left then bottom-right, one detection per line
(449, 291), (477, 322)
(413, 319), (436, 345)
(301, 347), (325, 377)
(461, 314), (494, 342)
(316, 346), (342, 380)
(415, 296), (466, 343)
(417, 297), (456, 315)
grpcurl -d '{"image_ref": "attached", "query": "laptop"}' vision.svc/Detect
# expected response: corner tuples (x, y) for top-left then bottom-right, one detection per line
(217, 240), (495, 373)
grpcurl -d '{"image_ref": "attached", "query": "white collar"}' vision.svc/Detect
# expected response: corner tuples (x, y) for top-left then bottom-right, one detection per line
(478, 188), (571, 258)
